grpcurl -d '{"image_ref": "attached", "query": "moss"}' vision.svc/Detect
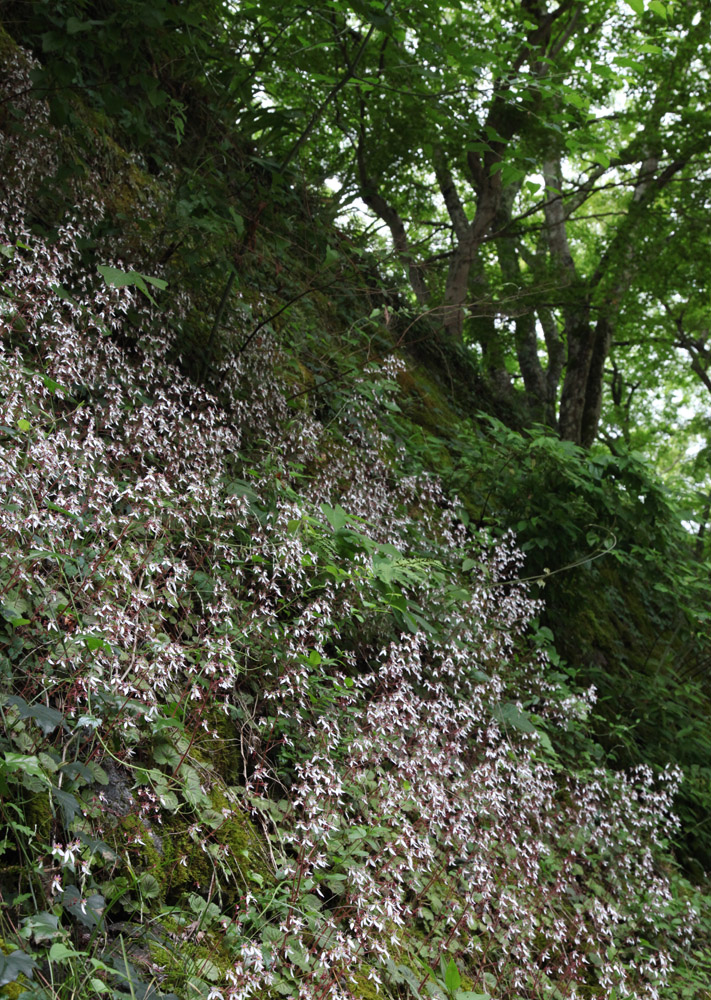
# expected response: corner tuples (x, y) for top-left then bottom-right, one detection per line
(147, 931), (231, 996)
(397, 364), (458, 440)
(350, 970), (384, 1000)
(160, 784), (271, 907)
(24, 791), (53, 842)
(0, 22), (19, 57)
(201, 706), (245, 783)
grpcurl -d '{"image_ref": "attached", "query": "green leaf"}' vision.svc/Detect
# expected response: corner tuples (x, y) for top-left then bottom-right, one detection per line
(648, 0), (666, 17)
(322, 503), (348, 532)
(97, 265), (166, 305)
(66, 16), (93, 34)
(81, 634), (112, 653)
(45, 501), (80, 519)
(20, 911), (59, 943)
(444, 959), (461, 994)
(141, 273), (168, 290)
(491, 702), (537, 734)
(21, 701), (64, 735)
(625, 0), (644, 12)
(0, 949), (37, 987)
(324, 245), (340, 267)
(16, 418), (31, 432)
(3, 752), (51, 784)
(139, 873), (161, 899)
(562, 89), (586, 109)
(49, 941), (84, 962)
(51, 786), (82, 824)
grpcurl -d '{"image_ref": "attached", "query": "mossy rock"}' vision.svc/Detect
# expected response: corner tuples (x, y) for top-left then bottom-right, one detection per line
(0, 22), (20, 57)
(159, 785), (271, 908)
(23, 791), (53, 842)
(147, 931), (231, 997)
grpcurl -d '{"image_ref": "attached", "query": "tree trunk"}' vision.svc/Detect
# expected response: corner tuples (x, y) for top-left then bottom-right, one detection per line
(558, 306), (596, 444)
(442, 236), (475, 341)
(581, 315), (613, 448)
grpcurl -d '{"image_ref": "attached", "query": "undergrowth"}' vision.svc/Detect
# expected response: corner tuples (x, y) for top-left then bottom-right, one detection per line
(1, 29), (711, 1000)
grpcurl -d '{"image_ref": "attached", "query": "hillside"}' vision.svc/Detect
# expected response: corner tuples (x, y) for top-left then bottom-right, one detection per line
(2, 5), (711, 1000)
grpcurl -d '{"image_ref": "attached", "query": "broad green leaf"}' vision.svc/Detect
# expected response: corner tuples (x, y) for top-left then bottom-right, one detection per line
(3, 752), (50, 782)
(322, 503), (348, 532)
(491, 702), (537, 734)
(97, 265), (166, 305)
(444, 959), (461, 994)
(51, 785), (82, 824)
(20, 911), (59, 943)
(648, 0), (666, 17)
(0, 949), (37, 987)
(139, 873), (161, 899)
(49, 941), (85, 961)
(625, 0), (644, 12)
